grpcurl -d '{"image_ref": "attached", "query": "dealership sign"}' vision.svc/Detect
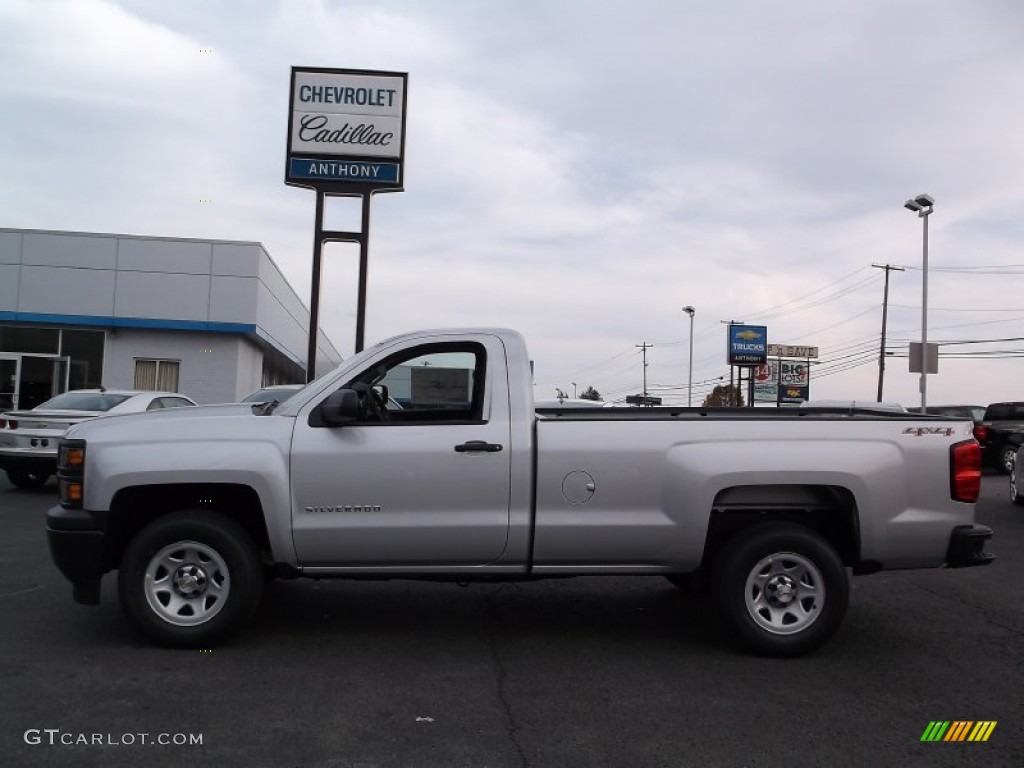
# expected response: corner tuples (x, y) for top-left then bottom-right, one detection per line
(728, 324), (768, 365)
(285, 67), (408, 190)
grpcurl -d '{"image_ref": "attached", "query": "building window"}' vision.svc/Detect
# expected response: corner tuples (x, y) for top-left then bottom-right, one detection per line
(60, 329), (105, 390)
(134, 359), (180, 392)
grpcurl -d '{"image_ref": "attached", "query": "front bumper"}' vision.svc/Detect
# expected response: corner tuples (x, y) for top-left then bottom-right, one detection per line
(945, 524), (995, 568)
(46, 505), (109, 604)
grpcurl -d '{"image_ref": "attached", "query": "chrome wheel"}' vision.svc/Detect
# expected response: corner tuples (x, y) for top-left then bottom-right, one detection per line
(1001, 447), (1017, 475)
(744, 551), (824, 636)
(144, 540), (230, 626)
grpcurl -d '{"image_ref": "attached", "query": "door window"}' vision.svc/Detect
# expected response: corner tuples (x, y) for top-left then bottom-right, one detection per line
(343, 343), (486, 424)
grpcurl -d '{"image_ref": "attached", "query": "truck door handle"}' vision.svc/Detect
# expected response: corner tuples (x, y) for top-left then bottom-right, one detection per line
(454, 441), (504, 453)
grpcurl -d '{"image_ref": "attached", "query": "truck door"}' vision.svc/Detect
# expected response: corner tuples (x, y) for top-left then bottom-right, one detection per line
(290, 336), (512, 566)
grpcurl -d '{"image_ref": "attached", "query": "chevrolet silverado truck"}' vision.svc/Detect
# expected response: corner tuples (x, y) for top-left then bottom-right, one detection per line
(46, 329), (994, 656)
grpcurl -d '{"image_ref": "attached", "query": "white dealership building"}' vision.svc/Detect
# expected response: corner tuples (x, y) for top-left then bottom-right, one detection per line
(0, 228), (342, 410)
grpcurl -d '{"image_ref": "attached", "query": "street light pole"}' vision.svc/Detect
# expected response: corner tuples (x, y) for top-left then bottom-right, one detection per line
(683, 306), (695, 406)
(904, 194), (935, 410)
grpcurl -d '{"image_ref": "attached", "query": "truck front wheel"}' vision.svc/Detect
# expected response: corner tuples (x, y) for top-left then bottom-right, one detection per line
(118, 511), (264, 647)
(712, 523), (848, 657)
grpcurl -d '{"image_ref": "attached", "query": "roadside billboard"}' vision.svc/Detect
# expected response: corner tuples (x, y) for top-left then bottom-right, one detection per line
(779, 360), (809, 387)
(753, 362), (779, 403)
(780, 385), (810, 405)
(753, 360), (812, 404)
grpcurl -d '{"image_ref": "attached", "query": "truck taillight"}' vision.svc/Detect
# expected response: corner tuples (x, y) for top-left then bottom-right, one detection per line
(972, 424), (988, 443)
(950, 440), (981, 503)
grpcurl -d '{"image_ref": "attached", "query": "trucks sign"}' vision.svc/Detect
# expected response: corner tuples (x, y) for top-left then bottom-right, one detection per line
(285, 67), (408, 191)
(728, 325), (768, 366)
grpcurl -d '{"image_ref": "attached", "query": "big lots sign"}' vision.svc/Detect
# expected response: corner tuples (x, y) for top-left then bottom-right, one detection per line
(778, 361), (809, 386)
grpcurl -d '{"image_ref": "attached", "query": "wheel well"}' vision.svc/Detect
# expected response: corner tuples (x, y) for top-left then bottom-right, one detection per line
(104, 484), (270, 570)
(702, 485), (860, 570)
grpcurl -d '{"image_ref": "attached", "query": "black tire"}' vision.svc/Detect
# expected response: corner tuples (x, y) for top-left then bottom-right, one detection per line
(999, 446), (1017, 475)
(118, 511), (264, 648)
(1011, 467), (1024, 507)
(712, 523), (849, 657)
(6, 469), (50, 489)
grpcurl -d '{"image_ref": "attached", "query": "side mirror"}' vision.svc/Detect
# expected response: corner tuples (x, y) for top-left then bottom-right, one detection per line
(318, 388), (361, 427)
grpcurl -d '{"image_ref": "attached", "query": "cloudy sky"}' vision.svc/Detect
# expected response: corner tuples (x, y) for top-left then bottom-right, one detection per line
(3, 0), (1023, 406)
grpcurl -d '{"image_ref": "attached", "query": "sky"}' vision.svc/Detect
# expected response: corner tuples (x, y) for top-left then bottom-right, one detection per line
(2, 0), (1023, 407)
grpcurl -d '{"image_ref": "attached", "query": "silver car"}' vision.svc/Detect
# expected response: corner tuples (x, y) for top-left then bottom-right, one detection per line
(0, 389), (196, 488)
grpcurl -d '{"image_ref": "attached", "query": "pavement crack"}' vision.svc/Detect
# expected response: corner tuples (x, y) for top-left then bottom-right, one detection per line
(484, 588), (529, 768)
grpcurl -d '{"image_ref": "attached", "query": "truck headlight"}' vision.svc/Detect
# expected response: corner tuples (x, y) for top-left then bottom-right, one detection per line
(57, 439), (86, 509)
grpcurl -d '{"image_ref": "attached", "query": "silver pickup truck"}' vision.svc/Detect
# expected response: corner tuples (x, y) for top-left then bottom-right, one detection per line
(46, 328), (993, 656)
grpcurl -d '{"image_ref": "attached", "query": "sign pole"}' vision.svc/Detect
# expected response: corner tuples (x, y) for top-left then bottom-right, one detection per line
(776, 354), (782, 407)
(306, 190), (326, 382)
(354, 191), (371, 354)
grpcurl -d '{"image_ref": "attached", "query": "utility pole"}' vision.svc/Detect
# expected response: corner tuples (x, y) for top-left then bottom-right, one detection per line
(872, 263), (905, 402)
(636, 343), (652, 404)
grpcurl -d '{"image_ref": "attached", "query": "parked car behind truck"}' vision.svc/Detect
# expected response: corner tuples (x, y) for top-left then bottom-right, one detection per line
(976, 402), (1024, 473)
(0, 389), (196, 488)
(46, 329), (992, 657)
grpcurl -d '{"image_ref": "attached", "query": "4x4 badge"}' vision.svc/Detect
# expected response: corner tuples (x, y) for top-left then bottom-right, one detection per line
(903, 427), (955, 437)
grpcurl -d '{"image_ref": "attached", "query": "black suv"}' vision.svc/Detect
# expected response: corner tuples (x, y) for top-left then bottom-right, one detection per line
(977, 402), (1024, 474)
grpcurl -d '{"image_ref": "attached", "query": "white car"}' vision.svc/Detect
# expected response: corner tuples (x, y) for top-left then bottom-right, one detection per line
(0, 389), (196, 488)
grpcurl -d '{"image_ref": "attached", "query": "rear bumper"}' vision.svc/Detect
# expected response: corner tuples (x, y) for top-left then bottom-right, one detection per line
(945, 524), (995, 568)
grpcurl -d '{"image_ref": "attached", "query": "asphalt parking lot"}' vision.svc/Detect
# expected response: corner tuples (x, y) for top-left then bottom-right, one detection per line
(1, 473), (1021, 768)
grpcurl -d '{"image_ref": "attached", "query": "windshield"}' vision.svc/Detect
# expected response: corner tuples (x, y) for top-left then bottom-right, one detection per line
(34, 392), (133, 412)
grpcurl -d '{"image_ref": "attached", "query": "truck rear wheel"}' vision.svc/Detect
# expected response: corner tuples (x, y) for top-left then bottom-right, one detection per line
(712, 523), (848, 657)
(118, 511), (264, 647)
